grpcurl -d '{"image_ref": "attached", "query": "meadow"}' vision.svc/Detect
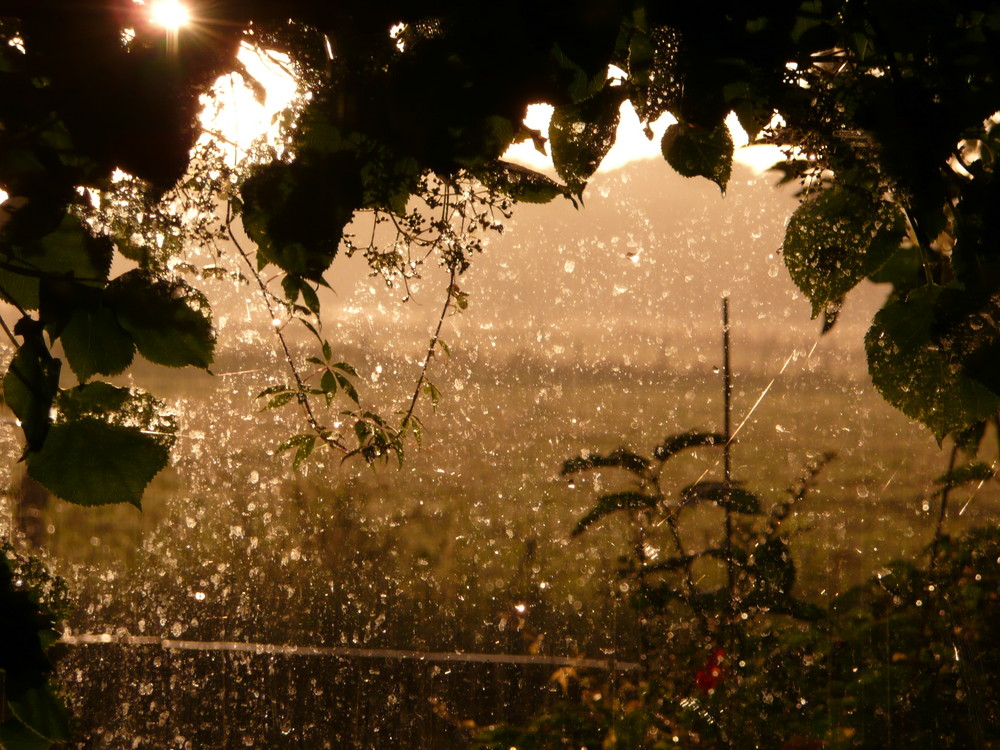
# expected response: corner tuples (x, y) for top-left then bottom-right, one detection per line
(5, 335), (997, 747)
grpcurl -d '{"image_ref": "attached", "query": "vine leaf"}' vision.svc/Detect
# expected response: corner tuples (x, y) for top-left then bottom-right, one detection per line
(59, 304), (135, 382)
(782, 186), (904, 317)
(476, 161), (569, 205)
(679, 481), (761, 513)
(2, 320), (60, 451)
(26, 418), (169, 507)
(561, 448), (653, 478)
(572, 492), (659, 537)
(549, 85), (626, 195)
(653, 431), (726, 461)
(866, 286), (1000, 441)
(107, 270), (215, 370)
(661, 122), (733, 193)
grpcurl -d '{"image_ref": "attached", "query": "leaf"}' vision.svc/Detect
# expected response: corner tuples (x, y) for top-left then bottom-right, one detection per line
(239, 158), (362, 280)
(751, 538), (796, 596)
(561, 448), (653, 478)
(935, 462), (995, 488)
(572, 492), (659, 536)
(58, 304), (135, 382)
(549, 85), (626, 194)
(332, 361), (357, 376)
(336, 373), (359, 404)
(661, 122), (733, 192)
(26, 418), (169, 507)
(320, 370), (337, 395)
(679, 481), (761, 513)
(866, 286), (1000, 441)
(653, 431), (726, 461)
(261, 391), (295, 411)
(782, 187), (905, 316)
(7, 686), (71, 744)
(257, 384), (291, 398)
(0, 715), (53, 750)
(476, 161), (569, 204)
(2, 321), (60, 450)
(107, 270), (215, 370)
(322, 341), (333, 362)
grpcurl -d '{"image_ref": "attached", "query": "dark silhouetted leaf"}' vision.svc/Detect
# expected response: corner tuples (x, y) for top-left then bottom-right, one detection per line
(7, 685), (71, 745)
(653, 431), (725, 461)
(783, 186), (904, 317)
(2, 322), (60, 450)
(107, 270), (215, 370)
(27, 418), (169, 507)
(550, 85), (626, 194)
(59, 304), (135, 382)
(562, 448), (653, 478)
(866, 286), (1000, 441)
(935, 462), (995, 488)
(679, 481), (761, 513)
(572, 492), (659, 536)
(661, 122), (733, 192)
(476, 161), (569, 204)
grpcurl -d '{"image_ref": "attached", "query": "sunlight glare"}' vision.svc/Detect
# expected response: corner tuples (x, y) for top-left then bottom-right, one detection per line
(150, 0), (190, 31)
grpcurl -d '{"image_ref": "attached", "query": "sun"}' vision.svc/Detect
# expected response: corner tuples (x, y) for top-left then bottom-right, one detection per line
(150, 0), (191, 31)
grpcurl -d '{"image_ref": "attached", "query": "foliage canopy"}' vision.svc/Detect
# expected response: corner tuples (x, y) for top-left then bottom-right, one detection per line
(2, 0), (1000, 507)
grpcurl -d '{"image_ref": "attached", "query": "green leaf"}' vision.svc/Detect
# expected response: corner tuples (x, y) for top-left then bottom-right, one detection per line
(561, 448), (653, 478)
(0, 716), (53, 750)
(751, 538), (796, 595)
(322, 341), (333, 362)
(866, 286), (1000, 441)
(572, 492), (659, 536)
(59, 304), (135, 382)
(107, 270), (215, 370)
(7, 686), (71, 744)
(331, 360), (356, 376)
(2, 323), (60, 450)
(782, 187), (905, 316)
(320, 370), (337, 394)
(550, 85), (626, 194)
(257, 384), (291, 398)
(239, 158), (362, 280)
(261, 391), (295, 411)
(679, 481), (761, 513)
(653, 431), (726, 461)
(336, 373), (359, 404)
(26, 418), (169, 507)
(661, 122), (733, 193)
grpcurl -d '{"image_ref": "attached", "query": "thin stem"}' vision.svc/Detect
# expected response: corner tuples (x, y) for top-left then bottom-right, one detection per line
(928, 443), (960, 574)
(722, 298), (736, 619)
(0, 313), (20, 349)
(665, 514), (711, 636)
(398, 266), (456, 435)
(226, 208), (349, 454)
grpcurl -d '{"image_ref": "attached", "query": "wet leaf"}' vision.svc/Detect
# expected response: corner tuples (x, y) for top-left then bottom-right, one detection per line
(550, 85), (626, 194)
(59, 304), (135, 382)
(107, 271), (215, 370)
(26, 418), (169, 507)
(866, 286), (1000, 441)
(935, 462), (995, 488)
(679, 481), (761, 513)
(572, 492), (658, 536)
(783, 187), (904, 317)
(653, 431), (726, 461)
(661, 122), (733, 192)
(561, 448), (653, 478)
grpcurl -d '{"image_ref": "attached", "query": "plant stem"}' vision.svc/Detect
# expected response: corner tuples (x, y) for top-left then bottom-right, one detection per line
(398, 266), (456, 435)
(928, 443), (959, 574)
(722, 298), (736, 624)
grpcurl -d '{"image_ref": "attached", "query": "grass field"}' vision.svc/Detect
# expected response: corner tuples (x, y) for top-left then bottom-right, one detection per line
(3, 334), (998, 746)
